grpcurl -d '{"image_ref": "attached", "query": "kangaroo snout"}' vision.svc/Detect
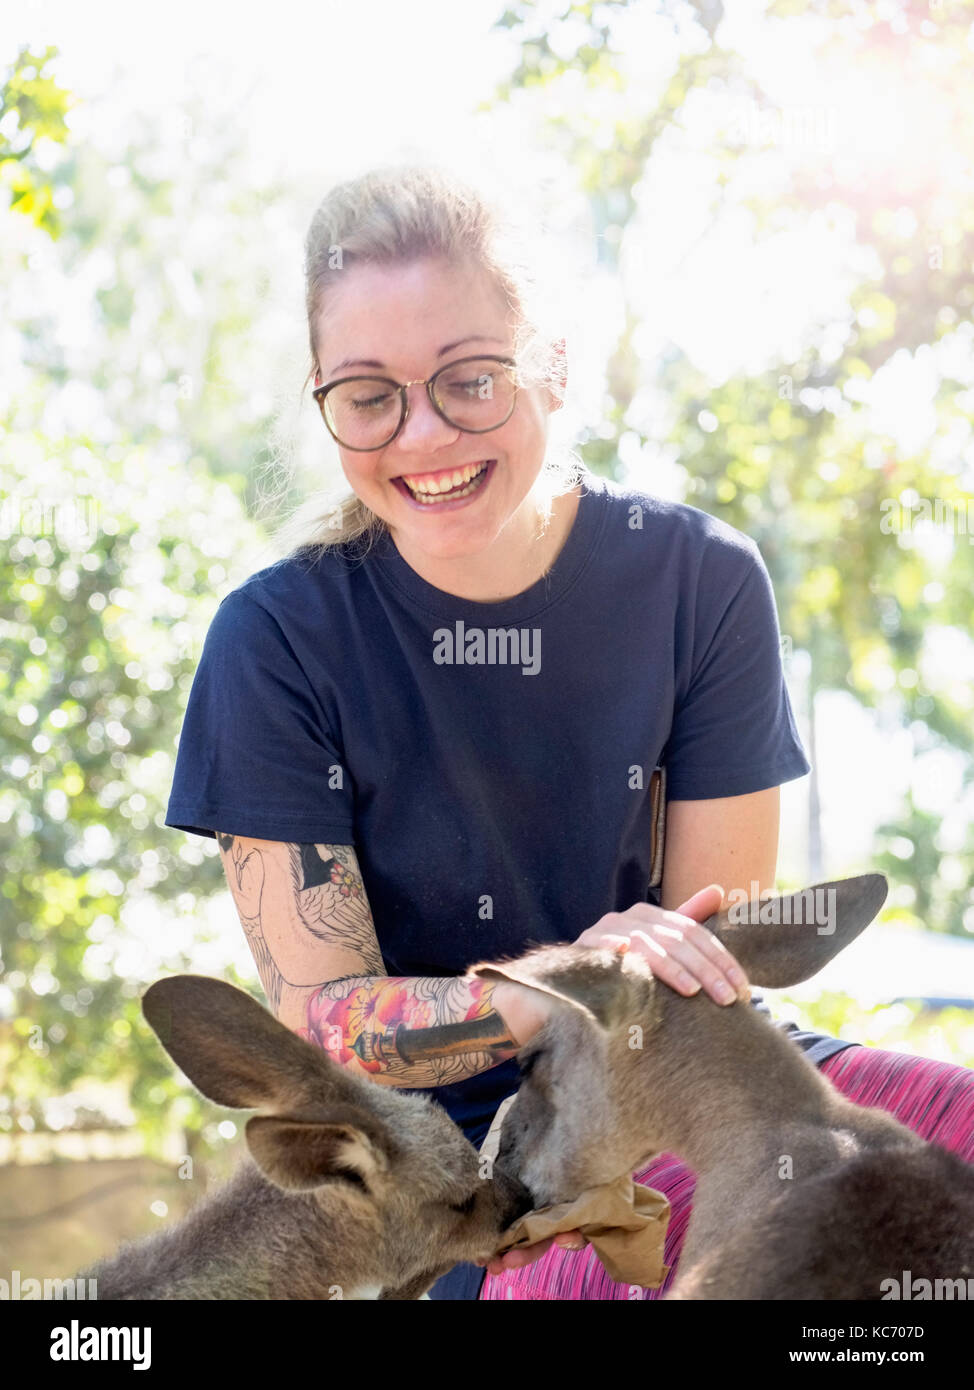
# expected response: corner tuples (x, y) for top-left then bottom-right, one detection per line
(494, 1164), (535, 1229)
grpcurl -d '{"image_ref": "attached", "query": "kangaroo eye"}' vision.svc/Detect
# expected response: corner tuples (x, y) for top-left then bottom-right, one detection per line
(450, 1193), (477, 1216)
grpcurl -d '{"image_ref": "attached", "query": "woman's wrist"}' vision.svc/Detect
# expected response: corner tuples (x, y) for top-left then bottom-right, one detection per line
(489, 981), (550, 1049)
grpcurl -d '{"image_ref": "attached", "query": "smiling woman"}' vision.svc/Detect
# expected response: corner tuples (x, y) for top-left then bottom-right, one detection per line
(165, 164), (833, 1301)
(304, 247), (580, 599)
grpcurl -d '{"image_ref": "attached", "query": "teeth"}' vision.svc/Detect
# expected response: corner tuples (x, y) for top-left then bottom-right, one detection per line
(401, 461), (488, 495)
(401, 461), (490, 501)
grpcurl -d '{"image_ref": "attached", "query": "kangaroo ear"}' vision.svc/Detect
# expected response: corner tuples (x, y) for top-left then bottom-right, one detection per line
(142, 975), (359, 1112)
(470, 944), (636, 1031)
(703, 874), (888, 987)
(245, 1112), (394, 1193)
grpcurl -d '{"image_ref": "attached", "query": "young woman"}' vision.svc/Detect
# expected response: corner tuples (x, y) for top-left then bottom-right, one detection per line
(166, 165), (973, 1301)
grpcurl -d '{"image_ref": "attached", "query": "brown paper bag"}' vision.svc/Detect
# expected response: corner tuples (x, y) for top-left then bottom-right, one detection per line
(480, 1096), (671, 1288)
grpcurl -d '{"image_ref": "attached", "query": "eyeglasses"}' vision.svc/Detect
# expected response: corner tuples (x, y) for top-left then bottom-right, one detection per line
(312, 354), (518, 452)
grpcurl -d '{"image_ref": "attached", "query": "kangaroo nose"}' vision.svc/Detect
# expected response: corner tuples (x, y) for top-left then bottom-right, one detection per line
(499, 1169), (535, 1225)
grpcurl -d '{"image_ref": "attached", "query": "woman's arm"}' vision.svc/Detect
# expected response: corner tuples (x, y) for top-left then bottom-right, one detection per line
(572, 786), (780, 1004)
(659, 786), (779, 912)
(215, 834), (533, 1088)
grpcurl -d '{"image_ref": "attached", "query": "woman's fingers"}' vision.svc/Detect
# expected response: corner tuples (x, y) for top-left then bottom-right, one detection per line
(596, 934), (630, 955)
(674, 882), (724, 921)
(479, 1235), (554, 1275)
(579, 893), (751, 1006)
(478, 1229), (587, 1276)
(625, 923), (750, 1004)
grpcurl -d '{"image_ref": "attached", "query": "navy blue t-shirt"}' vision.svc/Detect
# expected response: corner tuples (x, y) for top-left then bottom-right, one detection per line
(166, 468), (846, 1148)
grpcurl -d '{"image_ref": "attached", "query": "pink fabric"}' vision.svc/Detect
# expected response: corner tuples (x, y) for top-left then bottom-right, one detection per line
(479, 1044), (974, 1300)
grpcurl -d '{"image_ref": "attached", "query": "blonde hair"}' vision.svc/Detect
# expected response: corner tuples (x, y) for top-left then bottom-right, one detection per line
(264, 163), (583, 563)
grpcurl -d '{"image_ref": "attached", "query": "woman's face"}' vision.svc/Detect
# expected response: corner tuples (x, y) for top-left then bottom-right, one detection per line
(311, 257), (561, 564)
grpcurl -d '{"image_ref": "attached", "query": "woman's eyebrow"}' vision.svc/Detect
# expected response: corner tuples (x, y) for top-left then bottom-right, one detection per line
(329, 334), (506, 375)
(436, 334), (507, 358)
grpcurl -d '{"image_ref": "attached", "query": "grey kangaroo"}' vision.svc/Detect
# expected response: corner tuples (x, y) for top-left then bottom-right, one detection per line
(471, 874), (974, 1299)
(80, 974), (532, 1300)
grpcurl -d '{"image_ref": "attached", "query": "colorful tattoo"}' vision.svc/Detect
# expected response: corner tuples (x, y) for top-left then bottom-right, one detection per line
(301, 976), (519, 1086)
(217, 836), (516, 1086)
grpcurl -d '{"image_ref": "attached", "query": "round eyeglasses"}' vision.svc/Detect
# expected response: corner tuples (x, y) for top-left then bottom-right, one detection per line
(312, 354), (519, 452)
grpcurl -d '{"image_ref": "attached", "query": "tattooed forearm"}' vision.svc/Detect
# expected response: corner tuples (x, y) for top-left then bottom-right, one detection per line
(217, 832), (285, 1012)
(300, 975), (519, 1088)
(284, 842), (384, 973)
(215, 834), (515, 1087)
(216, 836), (385, 1015)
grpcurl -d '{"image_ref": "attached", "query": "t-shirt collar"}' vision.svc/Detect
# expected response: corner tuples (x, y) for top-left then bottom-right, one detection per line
(368, 466), (608, 622)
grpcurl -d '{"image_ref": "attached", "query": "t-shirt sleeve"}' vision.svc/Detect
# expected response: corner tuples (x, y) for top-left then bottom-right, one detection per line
(661, 537), (811, 800)
(165, 589), (356, 842)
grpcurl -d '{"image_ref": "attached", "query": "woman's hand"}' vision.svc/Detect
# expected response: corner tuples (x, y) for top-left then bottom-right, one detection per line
(575, 883), (751, 1006)
(477, 1229), (588, 1277)
(488, 884), (748, 1049)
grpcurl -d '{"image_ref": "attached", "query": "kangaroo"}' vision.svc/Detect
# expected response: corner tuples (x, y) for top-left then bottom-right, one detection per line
(79, 974), (532, 1300)
(471, 874), (974, 1299)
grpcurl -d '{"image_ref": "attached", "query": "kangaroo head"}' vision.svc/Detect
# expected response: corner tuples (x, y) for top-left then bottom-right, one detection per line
(142, 975), (532, 1286)
(470, 874), (888, 1204)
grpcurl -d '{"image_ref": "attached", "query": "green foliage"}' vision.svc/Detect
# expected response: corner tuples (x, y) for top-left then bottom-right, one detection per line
(0, 46), (73, 236)
(1, 48), (293, 1155)
(10, 105), (294, 485)
(0, 435), (264, 1150)
(873, 796), (974, 938)
(782, 991), (974, 1070)
(495, 0), (974, 939)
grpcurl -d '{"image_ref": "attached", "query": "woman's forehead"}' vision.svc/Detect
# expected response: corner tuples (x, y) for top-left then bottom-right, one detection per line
(313, 257), (516, 367)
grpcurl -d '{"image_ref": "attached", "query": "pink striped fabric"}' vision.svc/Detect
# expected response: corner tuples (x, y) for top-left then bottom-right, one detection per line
(480, 1044), (974, 1300)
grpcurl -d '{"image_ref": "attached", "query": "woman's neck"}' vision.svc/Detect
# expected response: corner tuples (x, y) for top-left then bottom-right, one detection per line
(388, 483), (581, 604)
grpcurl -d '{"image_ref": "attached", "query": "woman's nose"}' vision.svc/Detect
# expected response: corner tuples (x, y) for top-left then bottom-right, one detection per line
(394, 385), (459, 452)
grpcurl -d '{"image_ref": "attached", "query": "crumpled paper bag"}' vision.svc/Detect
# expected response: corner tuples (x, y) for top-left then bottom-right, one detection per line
(480, 1096), (671, 1288)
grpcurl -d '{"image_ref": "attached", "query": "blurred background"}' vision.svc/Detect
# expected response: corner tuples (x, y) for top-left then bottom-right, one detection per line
(2, 0), (973, 1279)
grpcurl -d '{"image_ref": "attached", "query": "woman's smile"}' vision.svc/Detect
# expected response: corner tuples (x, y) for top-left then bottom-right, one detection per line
(393, 459), (496, 510)
(311, 256), (565, 586)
